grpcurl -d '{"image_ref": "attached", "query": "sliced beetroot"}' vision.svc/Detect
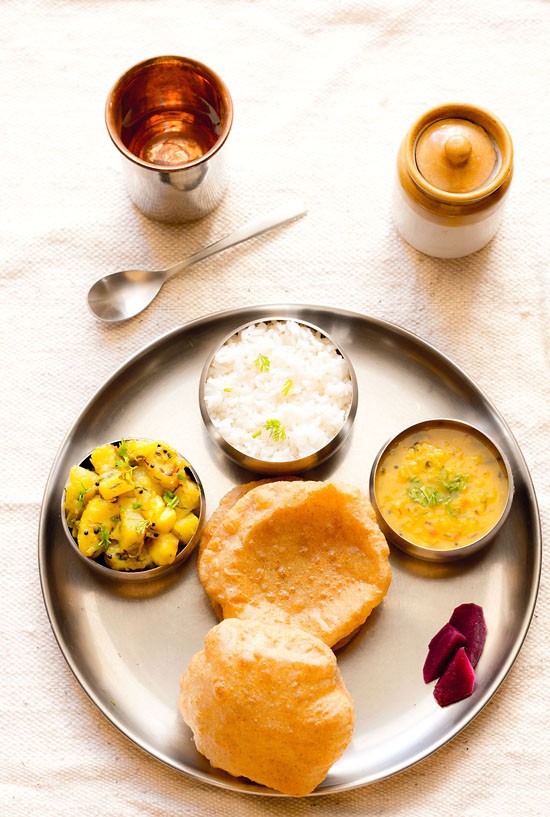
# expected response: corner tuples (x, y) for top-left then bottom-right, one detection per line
(433, 647), (476, 707)
(449, 603), (487, 668)
(423, 623), (467, 683)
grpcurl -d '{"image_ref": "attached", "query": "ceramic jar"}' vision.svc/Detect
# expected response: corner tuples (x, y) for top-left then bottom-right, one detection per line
(393, 103), (513, 258)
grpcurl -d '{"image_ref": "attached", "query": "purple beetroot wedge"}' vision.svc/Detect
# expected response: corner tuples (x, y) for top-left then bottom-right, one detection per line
(433, 647), (476, 707)
(449, 603), (487, 668)
(423, 623), (467, 683)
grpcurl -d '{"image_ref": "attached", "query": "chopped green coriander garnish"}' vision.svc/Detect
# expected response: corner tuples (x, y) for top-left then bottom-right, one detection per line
(164, 490), (180, 509)
(439, 467), (468, 494)
(407, 480), (440, 506)
(223, 387), (233, 392)
(407, 469), (468, 509)
(136, 519), (151, 535)
(132, 500), (142, 509)
(264, 418), (286, 441)
(251, 429), (262, 438)
(77, 481), (90, 506)
(98, 524), (111, 549)
(254, 354), (271, 373)
(115, 438), (133, 470)
(282, 378), (293, 395)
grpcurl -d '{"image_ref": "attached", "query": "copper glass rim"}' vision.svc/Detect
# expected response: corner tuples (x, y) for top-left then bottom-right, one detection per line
(105, 55), (234, 171)
(60, 439), (206, 582)
(199, 317), (359, 475)
(369, 418), (514, 563)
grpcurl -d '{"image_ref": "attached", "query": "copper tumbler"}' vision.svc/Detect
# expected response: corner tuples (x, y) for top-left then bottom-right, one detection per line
(105, 56), (233, 223)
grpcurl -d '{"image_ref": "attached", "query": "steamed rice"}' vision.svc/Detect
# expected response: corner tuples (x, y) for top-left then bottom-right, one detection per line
(203, 320), (354, 461)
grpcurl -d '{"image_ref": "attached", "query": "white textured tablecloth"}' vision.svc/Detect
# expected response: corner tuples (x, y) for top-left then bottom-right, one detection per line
(1, 1), (548, 814)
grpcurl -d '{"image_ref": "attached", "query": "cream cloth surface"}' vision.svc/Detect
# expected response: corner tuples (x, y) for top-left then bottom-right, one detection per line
(1, 1), (548, 815)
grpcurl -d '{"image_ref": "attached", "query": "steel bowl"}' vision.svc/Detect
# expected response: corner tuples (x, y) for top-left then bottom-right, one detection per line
(199, 317), (358, 475)
(61, 438), (205, 582)
(369, 418), (514, 562)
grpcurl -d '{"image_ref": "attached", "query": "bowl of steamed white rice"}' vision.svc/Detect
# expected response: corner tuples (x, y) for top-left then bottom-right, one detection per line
(199, 318), (358, 474)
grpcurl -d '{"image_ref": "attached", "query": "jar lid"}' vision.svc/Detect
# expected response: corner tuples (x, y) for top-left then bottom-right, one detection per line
(398, 103), (513, 213)
(415, 118), (498, 193)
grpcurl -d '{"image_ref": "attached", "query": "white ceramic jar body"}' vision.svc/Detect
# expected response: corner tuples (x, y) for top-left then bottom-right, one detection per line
(393, 179), (508, 259)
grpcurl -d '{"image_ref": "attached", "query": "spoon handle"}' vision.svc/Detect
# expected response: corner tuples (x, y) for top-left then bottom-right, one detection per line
(164, 198), (307, 279)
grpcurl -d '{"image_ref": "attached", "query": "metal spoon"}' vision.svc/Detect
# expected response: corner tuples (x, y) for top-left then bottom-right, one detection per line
(87, 199), (307, 323)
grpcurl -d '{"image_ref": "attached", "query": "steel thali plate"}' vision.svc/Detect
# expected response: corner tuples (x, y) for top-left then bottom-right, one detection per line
(38, 305), (541, 795)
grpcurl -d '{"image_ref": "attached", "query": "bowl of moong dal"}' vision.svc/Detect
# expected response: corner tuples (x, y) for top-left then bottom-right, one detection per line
(369, 418), (514, 562)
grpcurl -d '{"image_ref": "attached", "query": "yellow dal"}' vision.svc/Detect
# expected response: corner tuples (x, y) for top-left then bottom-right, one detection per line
(375, 427), (508, 550)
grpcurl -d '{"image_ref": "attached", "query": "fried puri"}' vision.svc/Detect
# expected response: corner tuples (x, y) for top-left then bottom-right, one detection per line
(197, 480), (391, 649)
(179, 617), (354, 796)
(198, 477), (292, 559)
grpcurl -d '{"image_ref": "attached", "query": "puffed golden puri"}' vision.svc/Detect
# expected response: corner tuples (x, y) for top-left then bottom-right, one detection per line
(197, 480), (391, 649)
(179, 617), (354, 796)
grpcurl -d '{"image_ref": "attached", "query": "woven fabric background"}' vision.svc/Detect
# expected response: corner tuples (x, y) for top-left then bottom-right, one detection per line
(1, 1), (548, 815)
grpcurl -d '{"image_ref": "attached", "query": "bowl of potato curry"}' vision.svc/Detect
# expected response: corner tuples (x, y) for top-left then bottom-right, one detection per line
(62, 438), (205, 581)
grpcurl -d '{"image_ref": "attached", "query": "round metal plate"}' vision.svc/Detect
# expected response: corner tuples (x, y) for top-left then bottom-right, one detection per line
(38, 305), (541, 796)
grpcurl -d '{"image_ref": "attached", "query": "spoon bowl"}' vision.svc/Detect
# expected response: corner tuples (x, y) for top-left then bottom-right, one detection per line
(87, 199), (307, 323)
(88, 269), (169, 323)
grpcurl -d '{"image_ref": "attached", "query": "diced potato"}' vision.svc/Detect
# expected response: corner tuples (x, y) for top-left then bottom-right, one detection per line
(175, 480), (201, 512)
(77, 495), (117, 558)
(146, 532), (179, 565)
(172, 511), (199, 543)
(114, 503), (146, 555)
(104, 545), (153, 572)
(64, 465), (98, 531)
(132, 466), (162, 498)
(98, 468), (134, 501)
(90, 443), (118, 475)
(126, 439), (158, 460)
(146, 494), (177, 533)
(141, 443), (182, 490)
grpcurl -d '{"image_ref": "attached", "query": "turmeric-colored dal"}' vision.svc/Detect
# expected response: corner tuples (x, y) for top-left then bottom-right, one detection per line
(374, 427), (508, 550)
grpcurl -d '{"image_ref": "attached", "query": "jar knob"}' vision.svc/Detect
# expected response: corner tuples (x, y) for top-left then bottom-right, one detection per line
(444, 133), (472, 166)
